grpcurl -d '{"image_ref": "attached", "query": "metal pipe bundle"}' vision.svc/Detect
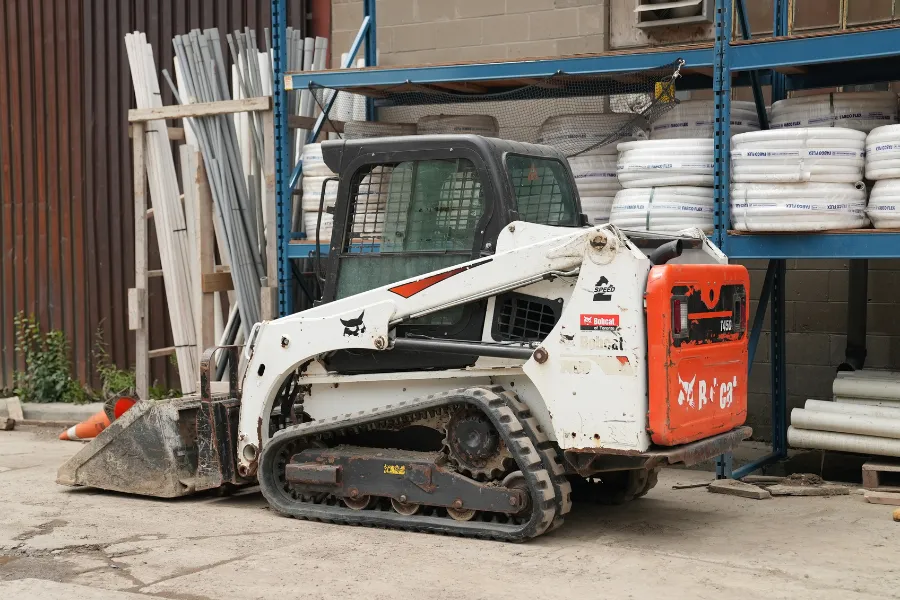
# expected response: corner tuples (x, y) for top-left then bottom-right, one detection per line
(166, 28), (265, 338)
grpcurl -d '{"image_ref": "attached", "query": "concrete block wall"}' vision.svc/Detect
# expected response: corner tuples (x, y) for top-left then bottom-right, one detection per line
(742, 259), (900, 440)
(331, 0), (608, 67)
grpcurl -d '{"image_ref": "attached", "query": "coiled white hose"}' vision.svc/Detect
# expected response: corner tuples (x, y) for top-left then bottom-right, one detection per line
(731, 182), (867, 232)
(416, 114), (500, 137)
(300, 176), (338, 211)
(769, 91), (898, 133)
(609, 186), (714, 233)
(301, 143), (333, 177)
(867, 179), (900, 228)
(536, 113), (648, 155)
(568, 153), (619, 224)
(616, 139), (714, 188)
(865, 124), (900, 180)
(343, 120), (417, 139)
(650, 100), (761, 139)
(304, 212), (334, 242)
(731, 128), (866, 184)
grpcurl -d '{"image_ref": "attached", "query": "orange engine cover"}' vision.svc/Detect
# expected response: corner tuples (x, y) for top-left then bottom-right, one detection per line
(645, 263), (749, 446)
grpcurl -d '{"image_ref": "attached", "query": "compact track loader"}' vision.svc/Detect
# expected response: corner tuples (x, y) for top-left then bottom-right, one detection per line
(59, 135), (751, 541)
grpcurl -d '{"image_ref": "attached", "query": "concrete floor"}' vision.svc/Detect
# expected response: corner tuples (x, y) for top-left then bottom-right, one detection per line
(1, 426), (898, 600)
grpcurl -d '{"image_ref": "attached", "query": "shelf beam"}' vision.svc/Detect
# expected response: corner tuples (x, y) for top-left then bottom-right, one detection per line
(731, 26), (900, 71)
(285, 46), (713, 91)
(726, 232), (900, 259)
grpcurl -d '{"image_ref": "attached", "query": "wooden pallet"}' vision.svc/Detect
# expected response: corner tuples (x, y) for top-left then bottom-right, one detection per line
(862, 460), (900, 492)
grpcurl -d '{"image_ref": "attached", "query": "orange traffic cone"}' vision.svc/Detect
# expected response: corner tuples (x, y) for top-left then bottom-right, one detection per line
(59, 410), (110, 441)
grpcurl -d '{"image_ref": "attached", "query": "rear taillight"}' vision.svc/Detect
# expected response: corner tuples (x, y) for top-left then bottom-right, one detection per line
(672, 297), (689, 339)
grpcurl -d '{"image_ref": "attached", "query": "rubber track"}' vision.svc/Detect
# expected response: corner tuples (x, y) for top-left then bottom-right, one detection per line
(494, 388), (572, 531)
(257, 387), (562, 542)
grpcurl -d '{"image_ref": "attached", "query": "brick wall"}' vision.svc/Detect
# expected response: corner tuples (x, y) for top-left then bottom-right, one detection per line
(329, 0), (900, 443)
(331, 0), (607, 67)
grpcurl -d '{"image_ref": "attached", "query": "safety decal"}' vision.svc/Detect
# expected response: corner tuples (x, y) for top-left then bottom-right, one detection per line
(387, 258), (492, 298)
(579, 314), (619, 331)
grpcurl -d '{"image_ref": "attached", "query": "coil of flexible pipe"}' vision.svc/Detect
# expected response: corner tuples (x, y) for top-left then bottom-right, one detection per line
(729, 128), (868, 231)
(650, 100), (761, 139)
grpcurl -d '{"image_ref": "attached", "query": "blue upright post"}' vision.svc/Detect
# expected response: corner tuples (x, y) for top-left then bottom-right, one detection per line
(770, 0), (790, 460)
(363, 0), (378, 121)
(272, 0), (293, 317)
(712, 0), (732, 253)
(713, 0), (734, 479)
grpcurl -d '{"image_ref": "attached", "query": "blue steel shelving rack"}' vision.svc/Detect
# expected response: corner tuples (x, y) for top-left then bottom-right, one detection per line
(271, 0), (900, 477)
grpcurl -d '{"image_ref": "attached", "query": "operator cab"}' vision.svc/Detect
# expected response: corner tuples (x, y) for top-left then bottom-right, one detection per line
(315, 135), (585, 374)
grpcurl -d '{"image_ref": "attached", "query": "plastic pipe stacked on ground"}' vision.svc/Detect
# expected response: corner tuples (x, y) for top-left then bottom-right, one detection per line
(611, 138), (715, 233)
(789, 371), (900, 457)
(729, 128), (868, 231)
(865, 124), (900, 227)
(536, 113), (648, 225)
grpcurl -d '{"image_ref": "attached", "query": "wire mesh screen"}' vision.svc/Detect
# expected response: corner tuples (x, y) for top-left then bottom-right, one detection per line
(310, 60), (683, 157)
(333, 158), (484, 306)
(506, 156), (579, 226)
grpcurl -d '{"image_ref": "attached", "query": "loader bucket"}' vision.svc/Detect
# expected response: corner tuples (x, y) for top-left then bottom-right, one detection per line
(57, 346), (246, 498)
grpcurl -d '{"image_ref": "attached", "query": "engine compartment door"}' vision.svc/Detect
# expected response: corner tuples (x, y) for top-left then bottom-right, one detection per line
(645, 263), (750, 446)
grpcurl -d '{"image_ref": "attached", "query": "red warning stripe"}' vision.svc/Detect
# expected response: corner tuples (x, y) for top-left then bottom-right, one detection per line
(687, 310), (733, 319)
(388, 259), (491, 299)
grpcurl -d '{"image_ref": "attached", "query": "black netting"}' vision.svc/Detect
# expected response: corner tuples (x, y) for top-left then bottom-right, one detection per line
(309, 60), (683, 158)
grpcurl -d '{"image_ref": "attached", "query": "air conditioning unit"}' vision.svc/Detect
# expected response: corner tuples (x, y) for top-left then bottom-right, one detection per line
(635, 0), (713, 28)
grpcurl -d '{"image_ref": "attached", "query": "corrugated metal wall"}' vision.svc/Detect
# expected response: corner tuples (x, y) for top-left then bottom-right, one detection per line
(0, 0), (307, 391)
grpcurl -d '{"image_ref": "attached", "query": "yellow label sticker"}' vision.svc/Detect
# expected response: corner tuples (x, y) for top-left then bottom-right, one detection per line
(655, 80), (676, 102)
(384, 464), (406, 475)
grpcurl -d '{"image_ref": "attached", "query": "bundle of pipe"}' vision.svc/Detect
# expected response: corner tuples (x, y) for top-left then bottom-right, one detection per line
(608, 187), (713, 233)
(769, 91), (898, 133)
(789, 371), (900, 457)
(610, 139), (714, 233)
(864, 125), (900, 228)
(301, 143), (338, 242)
(124, 32), (199, 393)
(416, 114), (499, 136)
(343, 121), (417, 139)
(165, 29), (266, 340)
(729, 128), (868, 232)
(649, 100), (761, 139)
(536, 114), (648, 224)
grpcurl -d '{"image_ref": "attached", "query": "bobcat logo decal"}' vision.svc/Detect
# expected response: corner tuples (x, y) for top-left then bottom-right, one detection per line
(677, 374), (696, 408)
(341, 311), (366, 337)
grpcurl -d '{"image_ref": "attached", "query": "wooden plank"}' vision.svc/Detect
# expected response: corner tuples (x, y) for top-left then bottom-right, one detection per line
(147, 269), (164, 278)
(133, 123), (149, 402)
(202, 272), (234, 293)
(864, 490), (900, 506)
(127, 288), (144, 331)
(288, 114), (344, 132)
(262, 109), (278, 322)
(429, 81), (489, 94)
(148, 346), (177, 359)
(190, 147), (217, 356)
(129, 125), (185, 140)
(128, 96), (272, 123)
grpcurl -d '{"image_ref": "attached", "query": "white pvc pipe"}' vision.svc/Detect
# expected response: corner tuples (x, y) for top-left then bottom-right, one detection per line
(833, 373), (900, 400)
(788, 426), (900, 457)
(805, 398), (900, 420)
(792, 408), (900, 440)
(836, 397), (900, 407)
